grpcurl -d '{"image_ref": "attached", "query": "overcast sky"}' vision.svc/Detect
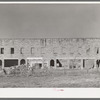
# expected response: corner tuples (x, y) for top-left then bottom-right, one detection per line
(0, 4), (100, 38)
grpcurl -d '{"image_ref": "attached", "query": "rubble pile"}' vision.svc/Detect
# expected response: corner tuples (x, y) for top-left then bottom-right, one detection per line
(0, 65), (35, 77)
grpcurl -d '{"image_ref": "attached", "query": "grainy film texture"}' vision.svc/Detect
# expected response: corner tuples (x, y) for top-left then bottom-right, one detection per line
(0, 4), (99, 88)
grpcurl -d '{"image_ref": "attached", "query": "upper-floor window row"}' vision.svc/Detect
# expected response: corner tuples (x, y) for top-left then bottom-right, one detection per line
(0, 47), (68, 55)
(0, 47), (99, 55)
(0, 48), (14, 54)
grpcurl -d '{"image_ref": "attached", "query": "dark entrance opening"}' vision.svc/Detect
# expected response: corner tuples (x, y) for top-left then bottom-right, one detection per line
(4, 59), (18, 67)
(20, 59), (26, 65)
(96, 60), (100, 68)
(56, 59), (62, 67)
(50, 59), (55, 67)
(39, 63), (42, 68)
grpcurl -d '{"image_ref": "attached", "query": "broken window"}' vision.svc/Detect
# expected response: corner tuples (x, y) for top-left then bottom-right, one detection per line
(11, 48), (14, 54)
(0, 48), (4, 54)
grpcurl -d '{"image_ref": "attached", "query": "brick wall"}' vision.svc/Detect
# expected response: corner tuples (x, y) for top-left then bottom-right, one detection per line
(0, 38), (99, 68)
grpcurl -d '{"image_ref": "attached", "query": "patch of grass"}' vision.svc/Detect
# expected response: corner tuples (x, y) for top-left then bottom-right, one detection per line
(0, 68), (100, 87)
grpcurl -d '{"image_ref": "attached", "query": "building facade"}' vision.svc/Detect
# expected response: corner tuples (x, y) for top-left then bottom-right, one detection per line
(0, 38), (100, 70)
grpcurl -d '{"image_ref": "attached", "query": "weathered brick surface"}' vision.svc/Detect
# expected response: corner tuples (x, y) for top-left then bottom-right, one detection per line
(0, 38), (99, 69)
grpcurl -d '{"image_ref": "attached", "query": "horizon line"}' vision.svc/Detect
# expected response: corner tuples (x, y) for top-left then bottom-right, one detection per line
(0, 37), (100, 39)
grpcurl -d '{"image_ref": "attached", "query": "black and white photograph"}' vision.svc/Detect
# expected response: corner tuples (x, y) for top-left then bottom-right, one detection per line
(0, 2), (100, 90)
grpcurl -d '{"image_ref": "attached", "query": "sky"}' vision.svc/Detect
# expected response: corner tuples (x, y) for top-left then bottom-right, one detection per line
(0, 4), (100, 38)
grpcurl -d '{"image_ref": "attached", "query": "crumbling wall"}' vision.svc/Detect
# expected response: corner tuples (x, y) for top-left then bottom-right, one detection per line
(0, 38), (99, 69)
(0, 38), (97, 58)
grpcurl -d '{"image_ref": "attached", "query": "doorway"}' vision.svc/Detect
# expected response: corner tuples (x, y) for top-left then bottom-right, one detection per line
(50, 59), (55, 67)
(20, 59), (26, 65)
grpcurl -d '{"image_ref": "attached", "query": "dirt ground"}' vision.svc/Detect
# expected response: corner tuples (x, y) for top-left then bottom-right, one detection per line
(0, 68), (100, 88)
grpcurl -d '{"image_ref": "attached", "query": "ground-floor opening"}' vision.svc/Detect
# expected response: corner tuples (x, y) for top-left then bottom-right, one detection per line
(4, 59), (18, 67)
(69, 59), (81, 69)
(83, 59), (94, 69)
(57, 59), (68, 68)
(27, 57), (43, 69)
(96, 59), (100, 68)
(56, 59), (62, 68)
(20, 59), (26, 65)
(50, 59), (55, 67)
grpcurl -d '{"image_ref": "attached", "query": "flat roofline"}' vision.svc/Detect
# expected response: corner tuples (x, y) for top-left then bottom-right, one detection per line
(0, 37), (100, 40)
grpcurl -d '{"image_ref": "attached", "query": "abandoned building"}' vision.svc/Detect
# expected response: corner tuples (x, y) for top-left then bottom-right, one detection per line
(0, 38), (100, 70)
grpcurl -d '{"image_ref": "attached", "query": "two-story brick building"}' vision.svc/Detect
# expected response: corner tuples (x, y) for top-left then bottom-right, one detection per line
(0, 38), (100, 70)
